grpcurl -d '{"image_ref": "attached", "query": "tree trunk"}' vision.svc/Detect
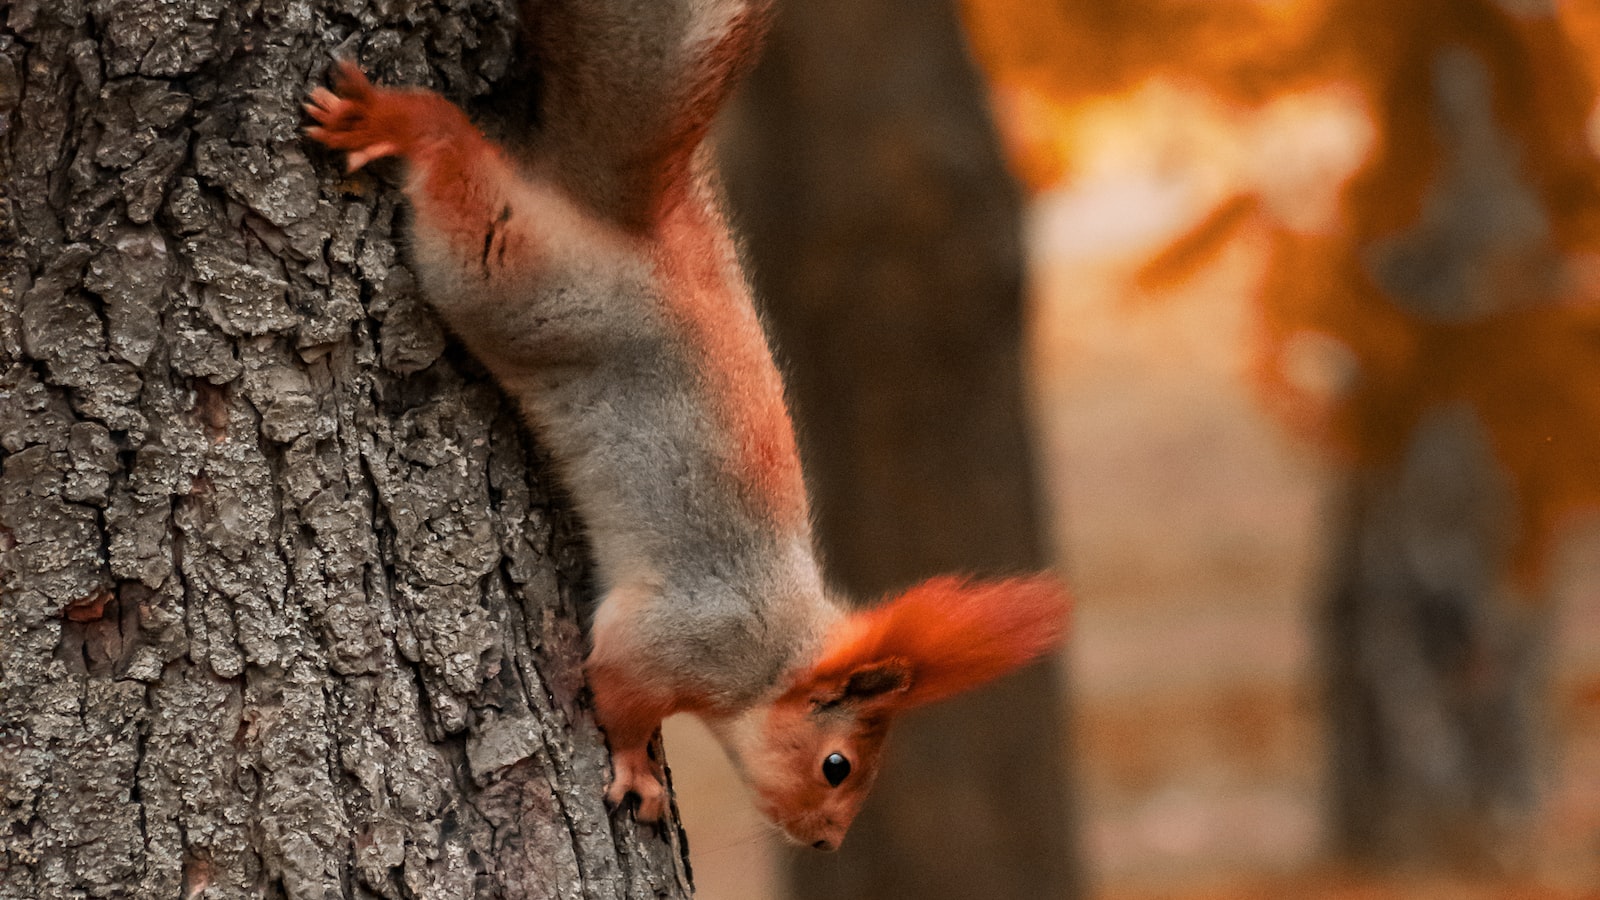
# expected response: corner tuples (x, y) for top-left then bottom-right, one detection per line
(1318, 20), (1568, 869)
(0, 2), (691, 897)
(720, 2), (1080, 897)
(1323, 406), (1543, 869)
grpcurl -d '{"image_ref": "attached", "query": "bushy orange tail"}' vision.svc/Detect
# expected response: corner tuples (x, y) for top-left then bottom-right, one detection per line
(793, 575), (1070, 711)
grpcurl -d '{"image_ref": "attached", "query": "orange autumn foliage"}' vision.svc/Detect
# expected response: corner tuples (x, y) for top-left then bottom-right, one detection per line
(963, 0), (1600, 583)
(964, 0), (1351, 191)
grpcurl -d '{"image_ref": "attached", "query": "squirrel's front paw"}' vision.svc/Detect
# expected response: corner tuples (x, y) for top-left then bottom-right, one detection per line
(606, 745), (668, 823)
(304, 61), (398, 171)
(305, 60), (459, 172)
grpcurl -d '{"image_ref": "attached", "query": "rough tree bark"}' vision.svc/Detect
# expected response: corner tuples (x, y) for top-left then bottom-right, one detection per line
(0, 2), (692, 897)
(720, 1), (1080, 897)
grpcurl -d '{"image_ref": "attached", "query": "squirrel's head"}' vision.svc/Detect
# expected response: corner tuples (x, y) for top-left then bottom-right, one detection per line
(713, 574), (1069, 850)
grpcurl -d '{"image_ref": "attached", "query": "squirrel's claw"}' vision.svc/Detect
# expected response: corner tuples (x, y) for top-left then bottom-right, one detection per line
(606, 746), (668, 823)
(342, 143), (399, 172)
(330, 58), (374, 98)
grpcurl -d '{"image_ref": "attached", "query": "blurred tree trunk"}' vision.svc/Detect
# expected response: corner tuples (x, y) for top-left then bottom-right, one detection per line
(1323, 407), (1542, 869)
(720, 2), (1079, 898)
(0, 2), (691, 897)
(1318, 18), (1565, 869)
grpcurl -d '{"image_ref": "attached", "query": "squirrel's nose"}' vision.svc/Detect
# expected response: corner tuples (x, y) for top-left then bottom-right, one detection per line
(810, 839), (837, 851)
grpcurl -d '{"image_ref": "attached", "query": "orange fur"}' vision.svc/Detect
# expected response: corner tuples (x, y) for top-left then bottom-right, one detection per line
(792, 575), (1070, 710)
(639, 6), (770, 223)
(654, 199), (809, 525)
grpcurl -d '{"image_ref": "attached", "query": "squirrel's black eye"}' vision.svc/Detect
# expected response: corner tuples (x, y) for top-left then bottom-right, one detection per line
(822, 752), (851, 786)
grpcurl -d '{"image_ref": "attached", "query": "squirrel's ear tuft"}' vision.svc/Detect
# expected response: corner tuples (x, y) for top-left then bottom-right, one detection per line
(792, 575), (1070, 712)
(806, 658), (913, 710)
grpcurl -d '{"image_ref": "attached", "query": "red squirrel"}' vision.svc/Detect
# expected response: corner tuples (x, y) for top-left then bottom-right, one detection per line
(305, 0), (1067, 851)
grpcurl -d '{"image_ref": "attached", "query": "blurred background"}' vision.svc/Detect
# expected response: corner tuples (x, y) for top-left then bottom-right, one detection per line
(681, 1), (1600, 897)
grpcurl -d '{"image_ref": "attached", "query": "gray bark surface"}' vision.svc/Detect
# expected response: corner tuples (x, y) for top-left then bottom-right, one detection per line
(0, 2), (691, 897)
(720, 1), (1080, 897)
